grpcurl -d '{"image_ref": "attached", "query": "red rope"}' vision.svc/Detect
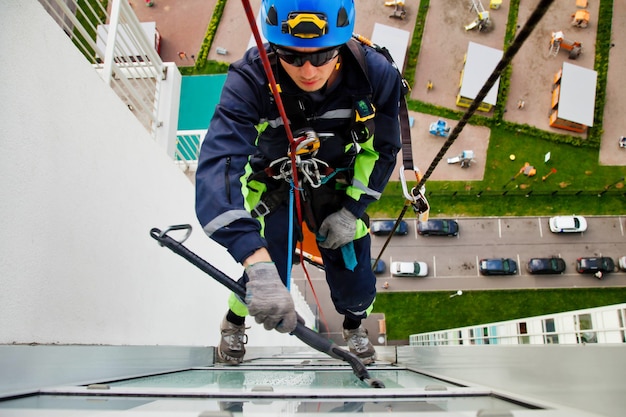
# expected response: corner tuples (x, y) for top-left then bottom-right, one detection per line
(240, 0), (329, 328)
(240, 0), (303, 227)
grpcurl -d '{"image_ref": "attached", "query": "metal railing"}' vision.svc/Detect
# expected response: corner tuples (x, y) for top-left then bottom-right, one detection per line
(39, 0), (166, 138)
(175, 130), (206, 172)
(410, 303), (626, 346)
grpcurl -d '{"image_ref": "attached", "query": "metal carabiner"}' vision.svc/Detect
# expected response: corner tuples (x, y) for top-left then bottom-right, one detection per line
(399, 165), (430, 221)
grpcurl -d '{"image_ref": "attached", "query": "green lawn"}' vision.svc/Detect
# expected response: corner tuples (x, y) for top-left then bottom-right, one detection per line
(373, 288), (626, 342)
(369, 124), (626, 219)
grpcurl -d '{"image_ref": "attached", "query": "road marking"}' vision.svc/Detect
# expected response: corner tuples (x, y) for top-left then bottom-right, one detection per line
(620, 216), (624, 236)
(433, 255), (437, 277)
(538, 217), (543, 237)
(517, 254), (522, 275)
(498, 219), (502, 238)
(476, 255), (480, 276)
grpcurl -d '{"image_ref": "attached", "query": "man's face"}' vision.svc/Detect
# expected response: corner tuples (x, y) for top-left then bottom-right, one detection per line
(275, 46), (340, 92)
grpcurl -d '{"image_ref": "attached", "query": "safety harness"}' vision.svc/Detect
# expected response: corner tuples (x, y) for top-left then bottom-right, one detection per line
(249, 36), (429, 231)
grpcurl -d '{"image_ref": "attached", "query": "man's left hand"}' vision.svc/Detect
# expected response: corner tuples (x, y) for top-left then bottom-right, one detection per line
(318, 207), (357, 249)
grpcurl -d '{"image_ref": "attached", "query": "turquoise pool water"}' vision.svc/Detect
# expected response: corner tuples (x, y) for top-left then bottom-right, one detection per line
(177, 74), (227, 131)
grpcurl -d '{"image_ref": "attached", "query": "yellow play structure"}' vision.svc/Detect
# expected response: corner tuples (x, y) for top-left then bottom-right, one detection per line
(465, 0), (494, 32)
(384, 0), (406, 20)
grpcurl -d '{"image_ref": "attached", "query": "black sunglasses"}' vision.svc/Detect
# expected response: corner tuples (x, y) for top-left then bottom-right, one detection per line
(273, 45), (340, 67)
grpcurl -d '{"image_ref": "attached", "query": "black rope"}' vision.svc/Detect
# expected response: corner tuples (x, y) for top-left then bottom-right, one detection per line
(373, 0), (555, 268)
(416, 0), (555, 189)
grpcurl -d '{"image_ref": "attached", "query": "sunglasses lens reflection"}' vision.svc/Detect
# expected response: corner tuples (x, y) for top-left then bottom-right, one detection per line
(275, 47), (339, 67)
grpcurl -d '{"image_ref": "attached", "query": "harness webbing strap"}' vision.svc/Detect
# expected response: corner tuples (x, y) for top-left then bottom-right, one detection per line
(350, 35), (421, 201)
(399, 100), (413, 169)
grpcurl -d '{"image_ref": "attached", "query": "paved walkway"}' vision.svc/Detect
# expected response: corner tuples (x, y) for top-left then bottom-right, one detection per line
(129, 0), (216, 65)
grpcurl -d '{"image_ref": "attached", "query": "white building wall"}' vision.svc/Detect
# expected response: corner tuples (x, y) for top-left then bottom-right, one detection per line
(560, 316), (578, 344)
(599, 310), (622, 343)
(0, 0), (303, 349)
(411, 305), (626, 347)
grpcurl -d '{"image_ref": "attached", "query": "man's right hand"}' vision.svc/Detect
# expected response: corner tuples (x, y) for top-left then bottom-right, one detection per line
(244, 262), (297, 333)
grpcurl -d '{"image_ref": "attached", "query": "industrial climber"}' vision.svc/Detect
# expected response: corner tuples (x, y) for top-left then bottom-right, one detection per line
(195, 0), (403, 365)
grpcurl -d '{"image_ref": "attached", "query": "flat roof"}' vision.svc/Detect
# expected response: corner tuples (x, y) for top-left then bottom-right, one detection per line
(459, 42), (503, 105)
(370, 23), (411, 70)
(558, 62), (597, 126)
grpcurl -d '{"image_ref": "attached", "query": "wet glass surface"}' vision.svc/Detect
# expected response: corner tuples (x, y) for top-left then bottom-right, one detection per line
(0, 368), (535, 413)
(106, 368), (457, 390)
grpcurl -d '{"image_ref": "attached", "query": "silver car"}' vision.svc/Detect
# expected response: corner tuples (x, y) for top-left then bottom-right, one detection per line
(390, 261), (428, 277)
(549, 215), (587, 233)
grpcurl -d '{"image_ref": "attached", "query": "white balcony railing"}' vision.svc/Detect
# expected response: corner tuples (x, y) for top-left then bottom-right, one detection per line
(40, 0), (167, 139)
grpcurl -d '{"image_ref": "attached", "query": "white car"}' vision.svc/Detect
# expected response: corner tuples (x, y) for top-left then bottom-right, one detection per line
(619, 256), (626, 272)
(390, 261), (428, 277)
(549, 215), (587, 233)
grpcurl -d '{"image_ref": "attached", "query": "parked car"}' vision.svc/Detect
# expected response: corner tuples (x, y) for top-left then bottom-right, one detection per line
(390, 261), (428, 277)
(417, 219), (459, 236)
(479, 258), (518, 276)
(527, 257), (566, 275)
(549, 215), (587, 233)
(371, 258), (386, 274)
(370, 220), (408, 236)
(576, 257), (615, 274)
(619, 256), (626, 271)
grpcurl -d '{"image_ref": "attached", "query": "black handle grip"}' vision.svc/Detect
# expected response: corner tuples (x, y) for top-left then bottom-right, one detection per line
(150, 226), (384, 388)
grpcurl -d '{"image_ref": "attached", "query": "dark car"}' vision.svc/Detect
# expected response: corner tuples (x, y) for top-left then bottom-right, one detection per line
(417, 219), (459, 236)
(370, 220), (408, 236)
(527, 257), (566, 275)
(576, 257), (615, 274)
(371, 258), (386, 274)
(479, 258), (518, 276)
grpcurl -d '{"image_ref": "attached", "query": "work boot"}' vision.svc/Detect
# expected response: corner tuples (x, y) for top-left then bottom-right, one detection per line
(217, 316), (248, 364)
(342, 325), (376, 365)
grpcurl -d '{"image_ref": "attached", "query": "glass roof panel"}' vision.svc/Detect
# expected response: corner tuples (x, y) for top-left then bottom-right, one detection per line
(0, 395), (529, 413)
(105, 368), (459, 390)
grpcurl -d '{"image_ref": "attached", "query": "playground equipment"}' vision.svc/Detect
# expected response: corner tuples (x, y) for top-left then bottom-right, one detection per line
(548, 31), (582, 59)
(465, 0), (493, 32)
(542, 168), (557, 181)
(385, 0), (406, 20)
(516, 162), (536, 178)
(571, 9), (590, 28)
(429, 119), (450, 137)
(447, 150), (475, 168)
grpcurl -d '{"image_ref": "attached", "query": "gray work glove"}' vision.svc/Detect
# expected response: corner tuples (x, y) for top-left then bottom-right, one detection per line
(245, 262), (297, 333)
(318, 207), (357, 250)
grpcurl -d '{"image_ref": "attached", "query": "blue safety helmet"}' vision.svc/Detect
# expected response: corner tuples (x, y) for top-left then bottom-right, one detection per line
(261, 0), (355, 48)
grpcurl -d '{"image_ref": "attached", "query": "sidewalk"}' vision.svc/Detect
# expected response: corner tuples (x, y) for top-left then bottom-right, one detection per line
(128, 0), (216, 65)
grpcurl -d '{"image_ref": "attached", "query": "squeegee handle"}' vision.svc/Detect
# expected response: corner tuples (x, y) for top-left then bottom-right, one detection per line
(149, 225), (383, 387)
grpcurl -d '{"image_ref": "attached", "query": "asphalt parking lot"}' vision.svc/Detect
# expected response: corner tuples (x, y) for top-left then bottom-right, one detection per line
(294, 215), (626, 291)
(292, 215), (626, 343)
(374, 215), (625, 288)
